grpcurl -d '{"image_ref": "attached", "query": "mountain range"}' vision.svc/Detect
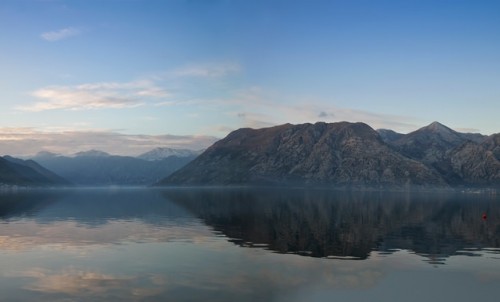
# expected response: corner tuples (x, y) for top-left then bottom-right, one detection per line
(137, 147), (201, 161)
(0, 156), (69, 187)
(160, 121), (500, 188)
(32, 149), (196, 186)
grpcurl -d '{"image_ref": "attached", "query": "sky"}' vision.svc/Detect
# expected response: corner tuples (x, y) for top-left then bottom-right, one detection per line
(1, 0), (500, 156)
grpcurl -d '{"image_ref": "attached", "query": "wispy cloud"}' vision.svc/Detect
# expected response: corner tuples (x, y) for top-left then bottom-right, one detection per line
(0, 128), (217, 157)
(174, 62), (240, 78)
(20, 80), (170, 112)
(20, 62), (238, 112)
(40, 27), (82, 41)
(455, 127), (481, 133)
(220, 87), (424, 133)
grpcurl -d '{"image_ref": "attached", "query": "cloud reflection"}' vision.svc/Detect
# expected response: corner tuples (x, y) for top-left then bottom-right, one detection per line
(0, 220), (213, 252)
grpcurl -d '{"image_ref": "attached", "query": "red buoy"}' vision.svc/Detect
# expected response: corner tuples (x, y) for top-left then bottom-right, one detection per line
(482, 213), (487, 220)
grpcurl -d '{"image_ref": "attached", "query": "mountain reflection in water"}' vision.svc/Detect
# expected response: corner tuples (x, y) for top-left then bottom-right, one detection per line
(0, 188), (499, 302)
(165, 188), (500, 263)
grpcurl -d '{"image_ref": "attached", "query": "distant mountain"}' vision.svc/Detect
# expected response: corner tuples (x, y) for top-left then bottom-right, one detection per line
(137, 147), (200, 161)
(160, 122), (446, 187)
(32, 150), (195, 186)
(0, 156), (69, 187)
(35, 151), (60, 158)
(74, 150), (111, 157)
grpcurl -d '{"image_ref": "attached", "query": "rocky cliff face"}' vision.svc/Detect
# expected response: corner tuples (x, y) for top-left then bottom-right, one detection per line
(390, 122), (481, 165)
(382, 122), (487, 185)
(448, 134), (500, 185)
(162, 122), (446, 187)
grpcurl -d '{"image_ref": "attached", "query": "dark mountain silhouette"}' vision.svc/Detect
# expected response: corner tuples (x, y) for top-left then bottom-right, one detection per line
(0, 156), (69, 186)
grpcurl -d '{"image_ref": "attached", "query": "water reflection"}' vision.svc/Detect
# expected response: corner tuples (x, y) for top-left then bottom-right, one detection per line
(164, 188), (500, 263)
(0, 189), (211, 250)
(0, 188), (499, 301)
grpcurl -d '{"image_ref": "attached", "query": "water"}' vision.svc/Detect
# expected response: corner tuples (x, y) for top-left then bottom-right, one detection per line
(0, 188), (499, 301)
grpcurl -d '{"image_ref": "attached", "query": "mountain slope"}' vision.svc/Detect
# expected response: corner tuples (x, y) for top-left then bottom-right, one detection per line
(137, 147), (200, 161)
(0, 156), (69, 186)
(386, 122), (489, 185)
(160, 122), (446, 187)
(32, 151), (195, 186)
(391, 122), (473, 164)
(377, 129), (404, 143)
(448, 134), (500, 185)
(3, 156), (70, 185)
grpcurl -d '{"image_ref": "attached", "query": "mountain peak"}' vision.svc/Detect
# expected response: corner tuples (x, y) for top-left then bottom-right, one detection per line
(422, 121), (455, 134)
(74, 150), (111, 157)
(160, 121), (445, 187)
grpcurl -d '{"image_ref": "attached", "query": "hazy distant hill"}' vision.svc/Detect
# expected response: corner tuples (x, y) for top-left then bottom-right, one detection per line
(160, 122), (445, 187)
(137, 147), (201, 161)
(0, 156), (69, 187)
(32, 150), (195, 186)
(159, 121), (500, 188)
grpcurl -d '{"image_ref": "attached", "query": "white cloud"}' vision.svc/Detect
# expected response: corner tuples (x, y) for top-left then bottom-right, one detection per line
(0, 128), (218, 157)
(40, 27), (81, 41)
(20, 80), (170, 112)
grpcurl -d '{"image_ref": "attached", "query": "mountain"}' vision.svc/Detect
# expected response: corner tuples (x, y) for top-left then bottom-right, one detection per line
(383, 122), (488, 185)
(389, 122), (486, 166)
(0, 156), (69, 187)
(137, 147), (200, 161)
(448, 134), (500, 185)
(3, 156), (70, 185)
(74, 150), (111, 157)
(32, 150), (195, 186)
(160, 122), (446, 187)
(377, 129), (404, 143)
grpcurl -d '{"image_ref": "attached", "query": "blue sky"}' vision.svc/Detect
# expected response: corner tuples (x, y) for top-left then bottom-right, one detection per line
(1, 0), (500, 155)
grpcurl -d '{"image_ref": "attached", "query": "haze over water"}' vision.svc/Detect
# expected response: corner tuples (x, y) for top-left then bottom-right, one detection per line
(0, 188), (498, 301)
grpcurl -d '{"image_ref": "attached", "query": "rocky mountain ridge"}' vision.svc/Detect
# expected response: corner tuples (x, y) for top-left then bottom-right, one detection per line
(160, 121), (500, 188)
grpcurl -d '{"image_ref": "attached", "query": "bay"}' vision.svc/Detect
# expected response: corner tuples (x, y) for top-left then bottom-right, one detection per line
(0, 187), (499, 301)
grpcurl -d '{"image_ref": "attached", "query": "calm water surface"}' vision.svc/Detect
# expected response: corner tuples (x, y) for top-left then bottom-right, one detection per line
(0, 188), (499, 301)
